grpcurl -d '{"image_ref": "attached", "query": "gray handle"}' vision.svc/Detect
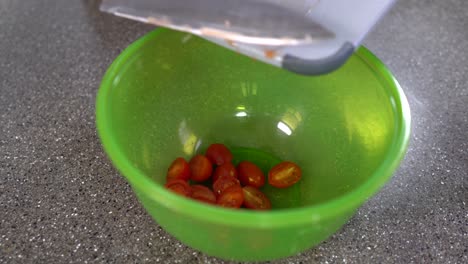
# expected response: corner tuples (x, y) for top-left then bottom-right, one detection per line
(282, 42), (355, 75)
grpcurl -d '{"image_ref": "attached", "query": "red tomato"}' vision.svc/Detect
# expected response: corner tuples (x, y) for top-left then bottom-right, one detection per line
(191, 185), (216, 204)
(237, 161), (265, 188)
(166, 157), (190, 181)
(205, 143), (233, 166)
(268, 161), (302, 188)
(242, 186), (271, 210)
(212, 163), (238, 183)
(217, 185), (244, 208)
(189, 155), (213, 182)
(164, 179), (192, 197)
(213, 176), (241, 197)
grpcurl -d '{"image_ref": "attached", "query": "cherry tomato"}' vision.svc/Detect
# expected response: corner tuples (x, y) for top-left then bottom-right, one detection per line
(217, 185), (244, 208)
(191, 185), (216, 204)
(237, 161), (265, 188)
(166, 157), (190, 181)
(212, 163), (238, 183)
(242, 186), (271, 210)
(205, 143), (233, 166)
(164, 179), (192, 197)
(189, 155), (213, 182)
(268, 161), (302, 188)
(213, 176), (241, 197)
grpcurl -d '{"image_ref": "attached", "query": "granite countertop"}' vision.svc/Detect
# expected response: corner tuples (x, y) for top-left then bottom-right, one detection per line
(1, 0), (467, 263)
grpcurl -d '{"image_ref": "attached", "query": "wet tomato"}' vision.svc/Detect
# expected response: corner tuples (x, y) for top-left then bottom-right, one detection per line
(189, 155), (213, 182)
(268, 161), (302, 188)
(164, 179), (192, 197)
(191, 185), (216, 204)
(212, 163), (237, 183)
(213, 176), (241, 197)
(237, 161), (265, 188)
(166, 157), (190, 181)
(242, 186), (271, 210)
(205, 143), (233, 166)
(217, 185), (244, 208)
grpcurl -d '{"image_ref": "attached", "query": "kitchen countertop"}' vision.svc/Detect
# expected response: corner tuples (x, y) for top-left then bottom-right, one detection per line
(0, 0), (466, 263)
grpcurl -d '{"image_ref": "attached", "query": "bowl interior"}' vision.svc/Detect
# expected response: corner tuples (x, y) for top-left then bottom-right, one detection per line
(100, 29), (405, 209)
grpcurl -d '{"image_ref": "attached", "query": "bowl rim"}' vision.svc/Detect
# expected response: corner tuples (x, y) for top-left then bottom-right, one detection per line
(96, 28), (411, 228)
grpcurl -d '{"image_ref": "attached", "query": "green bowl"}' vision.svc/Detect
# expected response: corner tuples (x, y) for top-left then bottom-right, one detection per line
(96, 28), (410, 261)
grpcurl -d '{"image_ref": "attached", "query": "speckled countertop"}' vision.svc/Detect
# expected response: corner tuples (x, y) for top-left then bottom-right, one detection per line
(0, 0), (467, 263)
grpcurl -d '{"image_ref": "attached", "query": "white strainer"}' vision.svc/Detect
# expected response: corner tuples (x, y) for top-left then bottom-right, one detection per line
(101, 0), (395, 75)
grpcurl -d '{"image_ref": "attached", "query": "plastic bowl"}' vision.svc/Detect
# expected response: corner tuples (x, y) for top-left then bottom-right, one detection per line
(96, 28), (410, 261)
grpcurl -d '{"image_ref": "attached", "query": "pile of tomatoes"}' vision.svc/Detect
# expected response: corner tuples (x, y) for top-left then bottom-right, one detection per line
(164, 143), (301, 210)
